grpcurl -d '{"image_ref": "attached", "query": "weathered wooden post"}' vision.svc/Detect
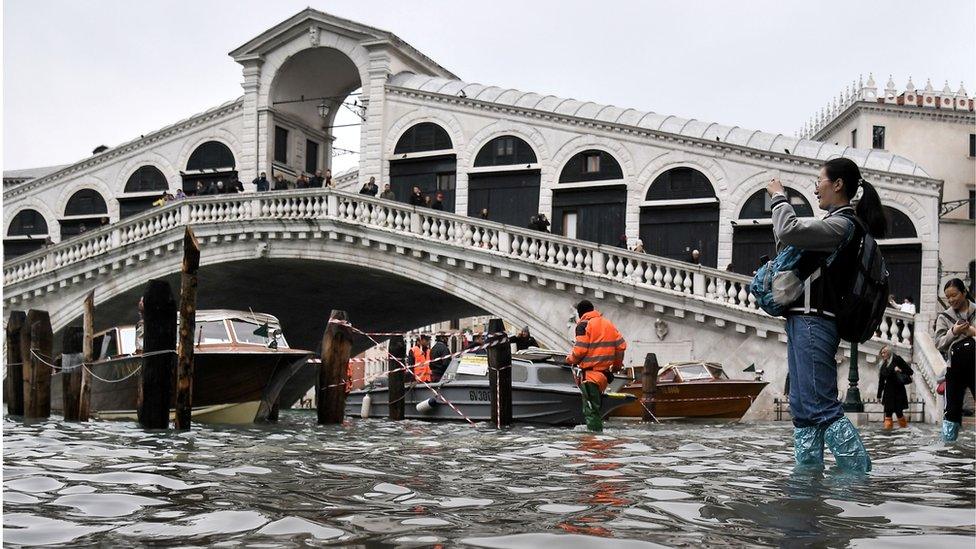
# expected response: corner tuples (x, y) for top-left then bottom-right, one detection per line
(641, 353), (660, 422)
(61, 327), (85, 421)
(318, 310), (352, 424)
(5, 311), (27, 415)
(23, 310), (53, 419)
(175, 227), (200, 431)
(79, 291), (95, 421)
(486, 318), (512, 428)
(387, 335), (406, 421)
(138, 280), (177, 429)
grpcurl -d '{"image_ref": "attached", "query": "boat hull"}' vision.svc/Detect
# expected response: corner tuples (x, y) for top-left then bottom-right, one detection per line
(49, 350), (310, 424)
(345, 382), (634, 425)
(610, 380), (768, 420)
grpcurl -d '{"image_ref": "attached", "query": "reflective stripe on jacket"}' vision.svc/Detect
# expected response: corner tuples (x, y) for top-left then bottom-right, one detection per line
(409, 345), (432, 383)
(566, 311), (627, 392)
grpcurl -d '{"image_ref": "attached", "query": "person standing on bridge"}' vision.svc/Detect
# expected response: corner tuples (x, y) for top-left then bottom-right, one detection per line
(409, 186), (425, 207)
(768, 157), (887, 472)
(565, 300), (627, 432)
(380, 183), (396, 201)
(253, 172), (270, 192)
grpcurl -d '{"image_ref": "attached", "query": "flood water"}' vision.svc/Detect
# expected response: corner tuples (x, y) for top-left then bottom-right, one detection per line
(3, 412), (974, 548)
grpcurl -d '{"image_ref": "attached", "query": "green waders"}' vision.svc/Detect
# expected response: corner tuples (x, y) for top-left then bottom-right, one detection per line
(580, 382), (603, 432)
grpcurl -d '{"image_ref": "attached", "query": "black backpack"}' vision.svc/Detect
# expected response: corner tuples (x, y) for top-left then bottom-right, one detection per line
(832, 215), (890, 343)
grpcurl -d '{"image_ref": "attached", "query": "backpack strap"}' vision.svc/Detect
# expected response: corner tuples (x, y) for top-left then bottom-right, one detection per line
(805, 207), (857, 314)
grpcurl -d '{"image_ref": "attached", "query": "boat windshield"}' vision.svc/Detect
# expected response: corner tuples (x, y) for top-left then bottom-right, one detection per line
(197, 321), (232, 344)
(230, 319), (289, 348)
(93, 330), (118, 360)
(118, 327), (137, 355)
(677, 364), (713, 381)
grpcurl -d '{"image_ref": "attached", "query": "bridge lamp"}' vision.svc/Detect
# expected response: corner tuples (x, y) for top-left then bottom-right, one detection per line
(317, 102), (331, 119)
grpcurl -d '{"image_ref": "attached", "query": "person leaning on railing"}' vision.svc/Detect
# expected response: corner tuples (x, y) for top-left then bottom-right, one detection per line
(934, 278), (976, 442)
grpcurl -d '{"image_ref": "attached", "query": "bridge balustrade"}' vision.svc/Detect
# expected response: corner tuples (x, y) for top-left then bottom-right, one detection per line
(2, 188), (916, 350)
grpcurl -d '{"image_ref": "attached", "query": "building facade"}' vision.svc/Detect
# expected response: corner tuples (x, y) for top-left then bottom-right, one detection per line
(801, 74), (975, 302)
(2, 10), (948, 323)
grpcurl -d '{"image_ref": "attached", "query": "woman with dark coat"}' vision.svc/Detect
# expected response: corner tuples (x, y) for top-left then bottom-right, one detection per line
(876, 346), (912, 429)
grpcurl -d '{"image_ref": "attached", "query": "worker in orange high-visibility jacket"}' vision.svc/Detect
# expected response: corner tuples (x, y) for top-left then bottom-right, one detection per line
(408, 334), (432, 383)
(565, 300), (627, 432)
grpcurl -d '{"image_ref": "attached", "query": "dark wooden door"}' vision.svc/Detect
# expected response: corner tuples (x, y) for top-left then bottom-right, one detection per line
(390, 155), (456, 209)
(639, 203), (719, 267)
(731, 225), (776, 275)
(551, 187), (627, 246)
(881, 243), (921, 305)
(467, 170), (540, 227)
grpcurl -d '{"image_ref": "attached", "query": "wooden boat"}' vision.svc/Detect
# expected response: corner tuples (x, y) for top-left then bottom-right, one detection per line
(344, 349), (635, 426)
(610, 361), (767, 420)
(50, 310), (312, 424)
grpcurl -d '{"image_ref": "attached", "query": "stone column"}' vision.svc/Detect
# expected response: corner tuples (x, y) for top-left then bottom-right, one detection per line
(359, 52), (391, 186)
(238, 56), (264, 187)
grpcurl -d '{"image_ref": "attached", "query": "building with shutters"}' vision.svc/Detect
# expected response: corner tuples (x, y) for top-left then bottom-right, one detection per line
(801, 74), (975, 301)
(2, 10), (950, 322)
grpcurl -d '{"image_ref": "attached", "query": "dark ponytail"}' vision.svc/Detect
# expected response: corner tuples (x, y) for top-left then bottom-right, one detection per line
(823, 157), (887, 238)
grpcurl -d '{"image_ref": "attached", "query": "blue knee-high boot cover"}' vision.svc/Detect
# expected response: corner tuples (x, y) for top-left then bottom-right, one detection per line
(823, 417), (871, 472)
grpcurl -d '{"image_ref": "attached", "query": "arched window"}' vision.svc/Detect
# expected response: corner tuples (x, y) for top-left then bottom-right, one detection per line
(731, 188), (813, 275)
(474, 136), (537, 166)
(7, 209), (48, 236)
(124, 166), (168, 193)
(645, 167), (715, 200)
(880, 206), (921, 306)
(640, 167), (719, 266)
(187, 141), (235, 171)
(65, 189), (108, 216)
(559, 150), (623, 183)
(394, 123), (452, 154)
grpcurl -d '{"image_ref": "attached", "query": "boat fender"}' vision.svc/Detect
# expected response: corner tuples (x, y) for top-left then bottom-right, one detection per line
(415, 397), (438, 413)
(361, 394), (372, 419)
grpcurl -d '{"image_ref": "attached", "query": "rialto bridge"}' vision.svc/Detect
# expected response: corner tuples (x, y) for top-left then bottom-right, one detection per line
(2, 9), (946, 420)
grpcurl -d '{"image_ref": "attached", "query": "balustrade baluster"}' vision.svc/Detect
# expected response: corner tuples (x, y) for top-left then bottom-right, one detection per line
(662, 267), (673, 289)
(682, 271), (693, 293)
(901, 321), (912, 344)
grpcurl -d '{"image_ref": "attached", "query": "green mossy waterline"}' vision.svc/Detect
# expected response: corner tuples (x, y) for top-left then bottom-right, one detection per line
(3, 412), (974, 547)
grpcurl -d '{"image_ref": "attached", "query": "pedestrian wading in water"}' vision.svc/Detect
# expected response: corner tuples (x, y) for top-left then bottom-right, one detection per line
(767, 157), (888, 472)
(876, 346), (913, 429)
(565, 300), (627, 432)
(934, 278), (976, 442)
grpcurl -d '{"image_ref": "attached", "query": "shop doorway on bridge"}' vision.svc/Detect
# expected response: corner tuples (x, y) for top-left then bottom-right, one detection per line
(880, 206), (921, 306)
(640, 167), (719, 267)
(182, 141), (237, 195)
(60, 189), (108, 238)
(119, 165), (170, 218)
(467, 136), (540, 227)
(4, 209), (49, 259)
(390, 122), (456, 209)
(552, 150), (626, 246)
(730, 188), (813, 275)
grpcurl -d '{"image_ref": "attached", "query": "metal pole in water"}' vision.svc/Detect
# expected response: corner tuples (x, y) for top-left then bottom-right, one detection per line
(843, 342), (864, 412)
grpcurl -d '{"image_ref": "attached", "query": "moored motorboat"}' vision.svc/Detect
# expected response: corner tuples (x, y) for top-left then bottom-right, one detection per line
(50, 310), (312, 424)
(344, 349), (635, 425)
(610, 361), (768, 420)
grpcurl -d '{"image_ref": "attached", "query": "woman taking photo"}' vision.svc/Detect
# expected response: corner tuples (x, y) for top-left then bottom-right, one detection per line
(767, 157), (887, 472)
(876, 346), (912, 429)
(934, 278), (976, 441)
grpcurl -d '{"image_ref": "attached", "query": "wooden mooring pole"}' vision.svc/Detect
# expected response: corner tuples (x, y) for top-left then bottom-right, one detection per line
(5, 311), (27, 416)
(641, 353), (660, 422)
(175, 227), (200, 431)
(387, 335), (406, 421)
(487, 318), (512, 428)
(61, 327), (85, 421)
(23, 310), (53, 419)
(79, 291), (95, 421)
(138, 280), (177, 429)
(318, 310), (352, 424)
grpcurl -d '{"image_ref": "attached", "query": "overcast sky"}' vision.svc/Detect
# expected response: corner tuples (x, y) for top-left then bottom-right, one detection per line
(3, 0), (974, 173)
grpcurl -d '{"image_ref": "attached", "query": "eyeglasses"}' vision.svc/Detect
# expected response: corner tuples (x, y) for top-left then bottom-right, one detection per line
(813, 177), (834, 186)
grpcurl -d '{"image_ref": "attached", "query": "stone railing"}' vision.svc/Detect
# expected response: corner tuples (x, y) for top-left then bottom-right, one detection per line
(3, 188), (915, 350)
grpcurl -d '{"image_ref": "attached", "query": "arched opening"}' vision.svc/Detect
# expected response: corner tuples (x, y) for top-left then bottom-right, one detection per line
(4, 209), (49, 259)
(730, 188), (813, 275)
(61, 189), (108, 238)
(640, 167), (719, 266)
(389, 123), (456, 209)
(269, 47), (363, 187)
(182, 141), (237, 195)
(880, 206), (921, 306)
(120, 165), (169, 218)
(552, 150), (626, 246)
(467, 136), (540, 226)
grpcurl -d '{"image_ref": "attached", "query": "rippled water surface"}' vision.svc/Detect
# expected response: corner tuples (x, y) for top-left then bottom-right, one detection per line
(3, 412), (974, 547)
